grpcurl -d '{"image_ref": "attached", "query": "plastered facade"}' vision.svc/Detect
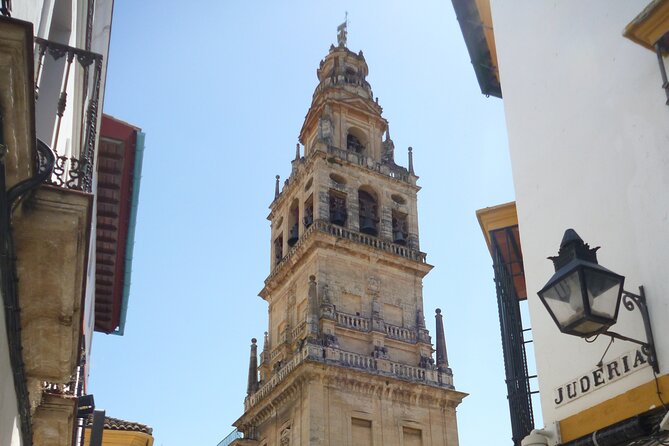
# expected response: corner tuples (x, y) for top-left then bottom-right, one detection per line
(487, 0), (669, 441)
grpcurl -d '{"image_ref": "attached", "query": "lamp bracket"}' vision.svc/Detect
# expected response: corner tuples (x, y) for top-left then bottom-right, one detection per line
(602, 286), (659, 374)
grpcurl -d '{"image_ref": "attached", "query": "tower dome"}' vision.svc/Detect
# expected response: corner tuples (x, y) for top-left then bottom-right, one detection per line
(314, 45), (373, 100)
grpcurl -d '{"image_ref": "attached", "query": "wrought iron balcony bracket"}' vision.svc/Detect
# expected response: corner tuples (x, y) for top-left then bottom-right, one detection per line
(601, 286), (659, 374)
(8, 139), (55, 205)
(655, 43), (669, 106)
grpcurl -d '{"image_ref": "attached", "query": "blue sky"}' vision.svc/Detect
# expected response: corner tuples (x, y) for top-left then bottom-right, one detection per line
(90, 1), (526, 444)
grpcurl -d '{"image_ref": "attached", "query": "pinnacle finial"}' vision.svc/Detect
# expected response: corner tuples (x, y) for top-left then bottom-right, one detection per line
(549, 228), (600, 271)
(247, 337), (259, 396)
(560, 228), (582, 248)
(307, 275), (319, 334)
(274, 175), (280, 199)
(435, 308), (449, 372)
(408, 147), (415, 175)
(295, 143), (301, 161)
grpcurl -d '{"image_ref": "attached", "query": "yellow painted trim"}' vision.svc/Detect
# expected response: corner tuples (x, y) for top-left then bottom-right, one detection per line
(474, 0), (499, 80)
(83, 428), (154, 446)
(623, 0), (669, 51)
(475, 201), (518, 254)
(559, 374), (669, 442)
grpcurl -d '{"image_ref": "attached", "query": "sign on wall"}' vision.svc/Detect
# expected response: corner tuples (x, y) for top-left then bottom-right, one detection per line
(554, 348), (650, 407)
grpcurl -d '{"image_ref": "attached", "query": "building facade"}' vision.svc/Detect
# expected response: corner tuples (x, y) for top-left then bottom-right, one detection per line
(226, 27), (466, 446)
(0, 2), (146, 445)
(84, 415), (154, 446)
(452, 1), (669, 445)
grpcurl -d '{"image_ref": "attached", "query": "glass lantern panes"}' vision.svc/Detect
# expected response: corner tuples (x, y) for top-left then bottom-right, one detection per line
(585, 268), (623, 320)
(539, 270), (585, 330)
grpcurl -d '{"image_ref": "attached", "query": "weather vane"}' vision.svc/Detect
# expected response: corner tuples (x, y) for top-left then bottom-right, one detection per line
(337, 11), (348, 47)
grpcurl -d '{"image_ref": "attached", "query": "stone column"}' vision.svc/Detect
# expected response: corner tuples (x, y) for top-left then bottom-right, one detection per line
(307, 276), (319, 336)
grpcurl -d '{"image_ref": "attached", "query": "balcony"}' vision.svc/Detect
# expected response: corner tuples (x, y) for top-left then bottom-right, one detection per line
(385, 323), (417, 342)
(336, 311), (370, 331)
(9, 36), (101, 392)
(245, 341), (454, 412)
(266, 219), (428, 284)
(34, 37), (103, 193)
(271, 142), (415, 213)
(290, 321), (307, 342)
(334, 310), (418, 343)
(326, 145), (412, 183)
(218, 429), (243, 446)
(0, 21), (102, 446)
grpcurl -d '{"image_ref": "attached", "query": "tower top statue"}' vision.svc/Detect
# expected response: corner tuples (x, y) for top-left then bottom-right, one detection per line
(337, 13), (348, 47)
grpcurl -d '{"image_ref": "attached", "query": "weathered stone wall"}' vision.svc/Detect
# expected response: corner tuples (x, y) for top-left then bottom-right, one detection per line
(245, 364), (462, 446)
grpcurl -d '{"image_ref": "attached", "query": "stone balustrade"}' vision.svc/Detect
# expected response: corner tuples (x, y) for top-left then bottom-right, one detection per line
(291, 321), (307, 341)
(270, 348), (282, 362)
(391, 363), (426, 380)
(326, 145), (411, 183)
(314, 220), (426, 262)
(247, 346), (312, 410)
(278, 329), (291, 345)
(272, 142), (412, 209)
(338, 351), (378, 370)
(267, 219), (427, 282)
(385, 323), (417, 342)
(246, 342), (453, 411)
(336, 311), (370, 331)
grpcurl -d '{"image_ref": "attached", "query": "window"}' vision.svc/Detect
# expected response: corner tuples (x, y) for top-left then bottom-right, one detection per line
(392, 211), (408, 245)
(402, 427), (422, 446)
(288, 200), (299, 247)
(345, 67), (358, 84)
(358, 189), (378, 236)
(351, 418), (372, 446)
(329, 191), (347, 226)
(304, 195), (314, 229)
(347, 133), (365, 153)
(274, 235), (283, 265)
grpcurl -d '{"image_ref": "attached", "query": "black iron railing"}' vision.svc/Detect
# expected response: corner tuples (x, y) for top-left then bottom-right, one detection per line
(217, 429), (242, 446)
(34, 37), (102, 193)
(491, 227), (534, 446)
(0, 0), (11, 17)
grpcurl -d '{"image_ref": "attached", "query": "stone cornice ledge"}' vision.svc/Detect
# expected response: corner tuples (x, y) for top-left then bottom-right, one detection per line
(235, 344), (466, 431)
(260, 220), (431, 298)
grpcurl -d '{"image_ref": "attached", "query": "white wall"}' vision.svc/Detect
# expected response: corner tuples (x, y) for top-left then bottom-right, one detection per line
(11, 1), (47, 32)
(81, 0), (114, 369)
(490, 0), (669, 433)
(0, 299), (22, 446)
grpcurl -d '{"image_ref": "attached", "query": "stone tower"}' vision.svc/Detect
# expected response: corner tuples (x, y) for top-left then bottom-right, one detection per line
(233, 28), (465, 446)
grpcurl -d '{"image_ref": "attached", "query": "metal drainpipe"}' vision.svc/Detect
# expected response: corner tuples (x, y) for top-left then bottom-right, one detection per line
(0, 104), (55, 444)
(89, 409), (105, 446)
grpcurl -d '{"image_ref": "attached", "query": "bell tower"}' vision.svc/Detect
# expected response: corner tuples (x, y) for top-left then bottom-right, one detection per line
(233, 25), (465, 446)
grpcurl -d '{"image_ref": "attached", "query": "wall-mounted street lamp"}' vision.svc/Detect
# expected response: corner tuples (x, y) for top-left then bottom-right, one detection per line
(537, 229), (658, 374)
